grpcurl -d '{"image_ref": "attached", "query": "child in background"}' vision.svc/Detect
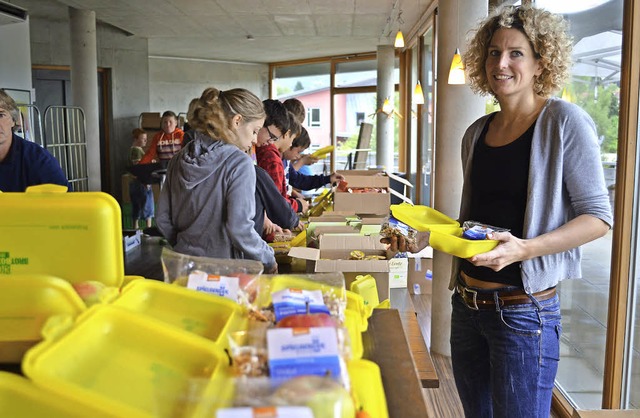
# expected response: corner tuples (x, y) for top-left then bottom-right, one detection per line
(256, 111), (309, 214)
(128, 128), (154, 229)
(282, 98), (344, 194)
(283, 127), (344, 192)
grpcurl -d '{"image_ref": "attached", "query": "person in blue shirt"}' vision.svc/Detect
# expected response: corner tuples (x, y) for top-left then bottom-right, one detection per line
(0, 89), (68, 192)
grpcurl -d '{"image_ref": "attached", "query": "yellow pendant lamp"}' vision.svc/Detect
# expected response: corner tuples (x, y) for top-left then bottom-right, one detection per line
(448, 48), (465, 85)
(394, 30), (405, 48)
(413, 81), (425, 105)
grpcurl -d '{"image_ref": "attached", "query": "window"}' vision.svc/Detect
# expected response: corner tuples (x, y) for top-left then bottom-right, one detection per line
(307, 108), (321, 127)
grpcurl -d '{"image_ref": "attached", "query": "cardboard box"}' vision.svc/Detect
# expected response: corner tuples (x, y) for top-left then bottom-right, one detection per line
(334, 170), (390, 215)
(288, 234), (407, 301)
(408, 247), (434, 295)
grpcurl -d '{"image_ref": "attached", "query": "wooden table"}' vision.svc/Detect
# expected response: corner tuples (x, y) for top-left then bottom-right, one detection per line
(124, 240), (437, 417)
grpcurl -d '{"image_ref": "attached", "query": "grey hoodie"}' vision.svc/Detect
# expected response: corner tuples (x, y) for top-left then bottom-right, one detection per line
(156, 131), (276, 270)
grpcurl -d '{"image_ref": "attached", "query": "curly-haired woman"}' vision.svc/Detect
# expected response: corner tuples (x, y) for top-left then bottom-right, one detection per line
(388, 5), (612, 417)
(451, 5), (613, 417)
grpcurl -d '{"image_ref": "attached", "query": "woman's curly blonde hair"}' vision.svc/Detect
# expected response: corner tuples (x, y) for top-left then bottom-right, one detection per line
(190, 87), (265, 148)
(462, 5), (573, 98)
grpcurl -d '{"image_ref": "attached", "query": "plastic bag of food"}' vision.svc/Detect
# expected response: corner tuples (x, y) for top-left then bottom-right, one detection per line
(380, 215), (417, 250)
(462, 221), (510, 240)
(217, 375), (356, 418)
(253, 273), (347, 325)
(160, 247), (263, 307)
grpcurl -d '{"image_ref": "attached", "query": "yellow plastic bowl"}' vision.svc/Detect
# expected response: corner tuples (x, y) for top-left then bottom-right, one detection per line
(23, 305), (229, 418)
(112, 279), (248, 349)
(0, 275), (86, 363)
(0, 371), (111, 418)
(429, 228), (498, 259)
(390, 203), (459, 232)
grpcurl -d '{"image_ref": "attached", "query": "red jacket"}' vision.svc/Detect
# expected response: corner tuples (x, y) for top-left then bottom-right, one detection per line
(256, 143), (300, 212)
(140, 128), (185, 164)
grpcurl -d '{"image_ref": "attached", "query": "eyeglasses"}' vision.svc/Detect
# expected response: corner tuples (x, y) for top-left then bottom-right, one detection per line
(265, 126), (283, 142)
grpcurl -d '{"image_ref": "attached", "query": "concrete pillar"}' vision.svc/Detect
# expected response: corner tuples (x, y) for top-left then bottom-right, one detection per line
(376, 44), (395, 172)
(69, 7), (101, 191)
(431, 0), (487, 356)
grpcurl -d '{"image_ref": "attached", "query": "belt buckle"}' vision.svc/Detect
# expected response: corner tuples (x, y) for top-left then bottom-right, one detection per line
(460, 286), (479, 310)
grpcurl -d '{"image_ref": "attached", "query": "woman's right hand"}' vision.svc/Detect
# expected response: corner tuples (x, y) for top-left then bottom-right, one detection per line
(265, 262), (278, 274)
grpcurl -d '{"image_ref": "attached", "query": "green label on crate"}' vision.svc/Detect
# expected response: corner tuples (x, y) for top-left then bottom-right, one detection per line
(0, 252), (29, 274)
(0, 252), (9, 274)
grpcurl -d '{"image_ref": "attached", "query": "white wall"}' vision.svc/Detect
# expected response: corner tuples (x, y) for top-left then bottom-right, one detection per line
(0, 17), (32, 92)
(148, 57), (269, 114)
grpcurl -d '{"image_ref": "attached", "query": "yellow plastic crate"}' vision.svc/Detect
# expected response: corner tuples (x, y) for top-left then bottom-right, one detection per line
(113, 279), (248, 349)
(347, 359), (389, 418)
(349, 275), (380, 318)
(23, 305), (230, 418)
(0, 185), (124, 287)
(344, 309), (363, 359)
(0, 274), (85, 363)
(0, 371), (111, 418)
(429, 227), (499, 259)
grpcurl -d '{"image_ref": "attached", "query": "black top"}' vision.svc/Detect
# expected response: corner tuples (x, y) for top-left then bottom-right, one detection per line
(254, 165), (300, 235)
(461, 115), (535, 287)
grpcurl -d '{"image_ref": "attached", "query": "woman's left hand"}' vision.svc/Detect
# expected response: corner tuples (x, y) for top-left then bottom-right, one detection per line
(468, 231), (528, 272)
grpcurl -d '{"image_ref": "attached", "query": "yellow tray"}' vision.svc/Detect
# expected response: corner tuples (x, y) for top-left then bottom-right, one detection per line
(349, 275), (379, 318)
(0, 371), (111, 418)
(348, 359), (389, 418)
(112, 279), (248, 349)
(429, 227), (499, 259)
(390, 203), (459, 232)
(0, 274), (85, 363)
(310, 145), (335, 159)
(0, 184), (124, 287)
(23, 305), (229, 418)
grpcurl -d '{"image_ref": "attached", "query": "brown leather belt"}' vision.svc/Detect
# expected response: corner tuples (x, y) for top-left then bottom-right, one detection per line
(455, 283), (556, 310)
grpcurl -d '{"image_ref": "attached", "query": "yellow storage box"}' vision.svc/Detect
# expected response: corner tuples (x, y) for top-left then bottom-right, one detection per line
(23, 305), (230, 418)
(348, 359), (389, 418)
(0, 274), (85, 363)
(0, 184), (124, 287)
(0, 371), (111, 418)
(390, 203), (459, 232)
(113, 279), (248, 349)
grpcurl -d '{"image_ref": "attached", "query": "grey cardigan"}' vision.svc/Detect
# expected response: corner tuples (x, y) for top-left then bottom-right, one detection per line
(450, 97), (613, 294)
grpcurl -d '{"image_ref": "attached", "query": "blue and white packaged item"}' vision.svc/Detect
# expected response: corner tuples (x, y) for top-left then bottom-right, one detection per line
(462, 221), (509, 240)
(267, 327), (342, 381)
(272, 288), (330, 322)
(186, 270), (239, 300)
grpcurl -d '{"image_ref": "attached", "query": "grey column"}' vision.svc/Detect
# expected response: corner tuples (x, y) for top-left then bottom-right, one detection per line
(376, 44), (395, 172)
(431, 0), (487, 356)
(69, 7), (101, 191)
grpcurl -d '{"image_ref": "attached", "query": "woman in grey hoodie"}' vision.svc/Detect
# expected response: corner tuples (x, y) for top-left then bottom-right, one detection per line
(156, 87), (277, 273)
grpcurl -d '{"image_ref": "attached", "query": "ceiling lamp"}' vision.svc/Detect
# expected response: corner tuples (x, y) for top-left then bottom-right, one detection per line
(448, 48), (465, 85)
(394, 31), (405, 48)
(413, 80), (425, 105)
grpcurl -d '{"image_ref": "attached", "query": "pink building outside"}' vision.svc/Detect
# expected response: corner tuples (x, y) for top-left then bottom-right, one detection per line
(279, 86), (376, 148)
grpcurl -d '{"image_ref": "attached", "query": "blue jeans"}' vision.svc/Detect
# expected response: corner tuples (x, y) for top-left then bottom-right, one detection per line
(451, 290), (562, 418)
